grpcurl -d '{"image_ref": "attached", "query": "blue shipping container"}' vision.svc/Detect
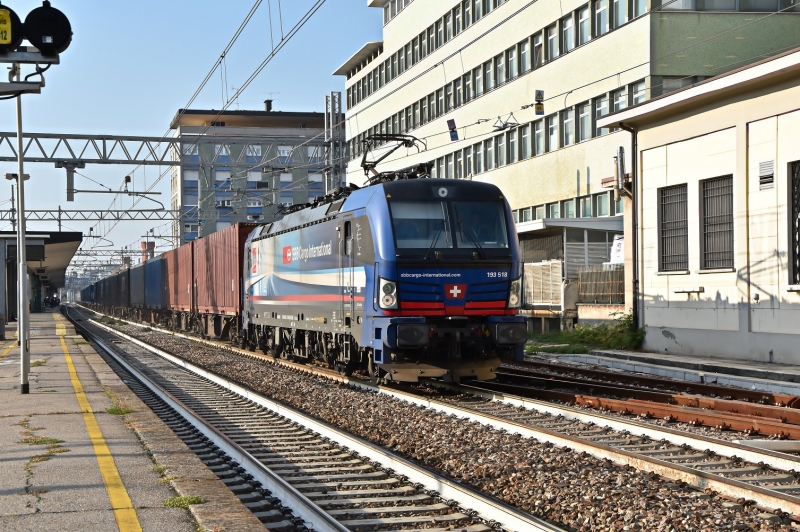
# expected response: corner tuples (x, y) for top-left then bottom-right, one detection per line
(144, 256), (165, 310)
(130, 264), (145, 309)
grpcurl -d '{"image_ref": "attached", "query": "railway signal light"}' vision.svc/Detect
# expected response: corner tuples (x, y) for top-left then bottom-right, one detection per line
(0, 3), (24, 52)
(24, 1), (71, 55)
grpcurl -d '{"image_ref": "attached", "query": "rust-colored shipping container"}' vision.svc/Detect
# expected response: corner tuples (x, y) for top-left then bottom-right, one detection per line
(164, 242), (194, 311)
(194, 223), (259, 315)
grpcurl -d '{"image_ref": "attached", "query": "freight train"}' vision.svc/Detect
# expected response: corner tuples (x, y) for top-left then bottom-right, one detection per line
(80, 177), (528, 383)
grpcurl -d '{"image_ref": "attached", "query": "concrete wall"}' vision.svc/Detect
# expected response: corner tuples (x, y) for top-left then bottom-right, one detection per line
(633, 74), (800, 362)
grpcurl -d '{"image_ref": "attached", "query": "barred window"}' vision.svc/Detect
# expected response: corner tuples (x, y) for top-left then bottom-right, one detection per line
(659, 184), (688, 271)
(791, 161), (800, 284)
(701, 176), (734, 269)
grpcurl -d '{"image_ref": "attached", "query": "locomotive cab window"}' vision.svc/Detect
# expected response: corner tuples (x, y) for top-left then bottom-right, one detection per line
(453, 201), (509, 249)
(390, 201), (453, 249)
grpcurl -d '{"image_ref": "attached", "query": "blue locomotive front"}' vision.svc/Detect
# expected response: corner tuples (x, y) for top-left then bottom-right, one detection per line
(243, 178), (527, 382)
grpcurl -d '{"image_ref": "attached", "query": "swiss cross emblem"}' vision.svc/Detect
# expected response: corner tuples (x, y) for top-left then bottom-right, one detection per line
(445, 284), (467, 299)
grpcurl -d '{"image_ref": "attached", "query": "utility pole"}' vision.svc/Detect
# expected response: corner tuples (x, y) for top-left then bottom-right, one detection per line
(13, 62), (29, 394)
(9, 184), (15, 231)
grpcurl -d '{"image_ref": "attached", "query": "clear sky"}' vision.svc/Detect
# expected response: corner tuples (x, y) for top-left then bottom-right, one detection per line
(0, 0), (382, 264)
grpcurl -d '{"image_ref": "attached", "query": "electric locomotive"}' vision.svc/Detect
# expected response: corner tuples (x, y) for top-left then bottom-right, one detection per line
(242, 176), (528, 382)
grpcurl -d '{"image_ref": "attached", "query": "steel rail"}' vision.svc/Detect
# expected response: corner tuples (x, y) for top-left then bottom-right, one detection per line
(80, 306), (800, 517)
(66, 310), (347, 532)
(76, 310), (564, 532)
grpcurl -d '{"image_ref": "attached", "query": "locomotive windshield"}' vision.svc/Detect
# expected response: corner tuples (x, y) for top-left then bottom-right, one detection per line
(390, 200), (509, 251)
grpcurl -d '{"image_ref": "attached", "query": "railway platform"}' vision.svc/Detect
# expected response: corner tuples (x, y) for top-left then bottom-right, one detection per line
(549, 348), (800, 396)
(0, 310), (264, 532)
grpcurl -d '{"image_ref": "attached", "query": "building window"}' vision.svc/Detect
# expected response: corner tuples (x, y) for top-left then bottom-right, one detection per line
(546, 114), (559, 152)
(495, 53), (505, 85)
(595, 0), (609, 36)
(474, 0), (483, 19)
(454, 79), (463, 107)
(633, 0), (646, 16)
(464, 73), (473, 102)
(520, 124), (531, 160)
(485, 138), (494, 170)
(612, 87), (628, 113)
(597, 192), (610, 216)
(496, 134), (506, 167)
(613, 0), (628, 28)
(659, 184), (689, 271)
(464, 1), (472, 26)
(520, 39), (531, 73)
(595, 95), (609, 136)
(580, 196), (593, 217)
(632, 80), (646, 105)
(534, 120), (545, 155)
(533, 33), (544, 69)
(473, 67), (483, 95)
(507, 130), (517, 164)
(562, 15), (575, 53)
(465, 146), (473, 176)
(577, 101), (591, 141)
(562, 108), (575, 147)
(792, 161), (800, 284)
(445, 84), (454, 111)
(445, 13), (453, 41)
(446, 153), (454, 179)
(436, 20), (443, 47)
(578, 6), (590, 45)
(701, 176), (734, 269)
(507, 46), (517, 79)
(455, 5), (462, 34)
(455, 151), (463, 179)
(546, 24), (559, 61)
(484, 60), (494, 90)
(522, 208), (533, 222)
(549, 203), (561, 218)
(437, 89), (444, 116)
(563, 199), (576, 218)
(474, 142), (483, 173)
(513, 210), (520, 223)
(420, 32), (427, 59)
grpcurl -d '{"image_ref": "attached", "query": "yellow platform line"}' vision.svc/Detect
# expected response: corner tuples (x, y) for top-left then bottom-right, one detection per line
(54, 315), (142, 532)
(0, 341), (14, 361)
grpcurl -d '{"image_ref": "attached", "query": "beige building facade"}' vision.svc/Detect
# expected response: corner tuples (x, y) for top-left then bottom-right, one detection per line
(337, 0), (800, 326)
(600, 48), (800, 363)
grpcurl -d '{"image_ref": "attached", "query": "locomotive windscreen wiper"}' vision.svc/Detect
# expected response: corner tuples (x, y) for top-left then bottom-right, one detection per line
(424, 227), (442, 261)
(458, 219), (486, 260)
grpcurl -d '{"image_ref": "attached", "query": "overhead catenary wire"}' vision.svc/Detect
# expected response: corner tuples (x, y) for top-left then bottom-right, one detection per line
(90, 0), (327, 247)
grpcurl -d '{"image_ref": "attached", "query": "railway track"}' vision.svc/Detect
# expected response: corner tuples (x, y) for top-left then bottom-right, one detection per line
(65, 306), (562, 532)
(75, 306), (800, 529)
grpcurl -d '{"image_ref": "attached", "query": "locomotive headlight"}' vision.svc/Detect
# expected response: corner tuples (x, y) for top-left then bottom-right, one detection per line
(379, 278), (399, 309)
(507, 277), (522, 309)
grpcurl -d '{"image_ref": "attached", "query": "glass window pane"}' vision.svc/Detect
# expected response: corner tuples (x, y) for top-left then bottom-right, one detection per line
(597, 193), (610, 216)
(563, 199), (576, 218)
(739, 0), (777, 10)
(474, 142), (483, 173)
(595, 0), (609, 36)
(534, 120), (544, 155)
(578, 102), (591, 141)
(453, 201), (510, 248)
(613, 87), (628, 112)
(633, 0), (646, 15)
(485, 138), (494, 170)
(474, 67), (483, 95)
(465, 146), (473, 177)
(507, 130), (517, 164)
(595, 95), (608, 136)
(562, 108), (575, 146)
(496, 134), (506, 167)
(632, 80), (646, 104)
(533, 33), (544, 68)
(549, 203), (560, 218)
(445, 13), (453, 41)
(546, 115), (559, 151)
(579, 7), (590, 44)
(547, 24), (559, 60)
(484, 60), (494, 90)
(520, 39), (531, 72)
(535, 206), (545, 219)
(613, 0), (628, 28)
(520, 124), (531, 159)
(495, 53), (505, 85)
(562, 16), (574, 52)
(581, 197), (593, 217)
(507, 47), (517, 79)
(390, 201), (453, 249)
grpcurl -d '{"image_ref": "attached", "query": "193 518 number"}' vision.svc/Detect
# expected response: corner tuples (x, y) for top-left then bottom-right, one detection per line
(487, 271), (508, 278)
